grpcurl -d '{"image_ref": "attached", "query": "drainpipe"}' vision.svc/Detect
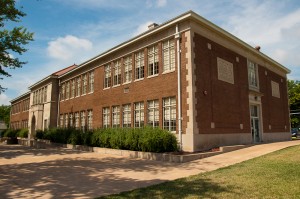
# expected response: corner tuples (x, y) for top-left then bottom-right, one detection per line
(175, 24), (182, 151)
(57, 79), (61, 127)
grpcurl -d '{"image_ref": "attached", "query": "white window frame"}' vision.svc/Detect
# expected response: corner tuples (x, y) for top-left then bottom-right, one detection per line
(75, 112), (80, 129)
(81, 111), (86, 130)
(135, 51), (144, 80)
(89, 71), (94, 93)
(71, 79), (75, 98)
(82, 74), (87, 95)
(87, 110), (93, 130)
(113, 60), (121, 86)
(248, 60), (259, 89)
(64, 113), (68, 128)
(123, 104), (131, 127)
(163, 39), (175, 72)
(124, 56), (132, 83)
(66, 81), (70, 99)
(148, 45), (159, 76)
(134, 102), (144, 128)
(77, 77), (81, 96)
(69, 113), (73, 127)
(163, 97), (176, 132)
(103, 107), (110, 128)
(112, 106), (120, 128)
(147, 100), (159, 127)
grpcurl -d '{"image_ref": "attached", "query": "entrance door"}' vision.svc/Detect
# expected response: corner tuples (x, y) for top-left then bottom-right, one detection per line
(31, 115), (36, 137)
(250, 105), (260, 143)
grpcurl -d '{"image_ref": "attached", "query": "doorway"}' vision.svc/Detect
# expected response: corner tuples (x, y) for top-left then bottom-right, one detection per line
(250, 105), (261, 143)
(31, 115), (36, 137)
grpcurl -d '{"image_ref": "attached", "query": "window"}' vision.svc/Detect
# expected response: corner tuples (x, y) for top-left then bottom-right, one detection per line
(71, 79), (75, 98)
(163, 97), (176, 131)
(60, 114), (64, 127)
(75, 112), (80, 129)
(64, 113), (68, 128)
(104, 65), (111, 88)
(61, 84), (65, 101)
(135, 51), (144, 79)
(81, 111), (86, 131)
(123, 56), (132, 83)
(147, 100), (159, 127)
(103, 107), (110, 128)
(134, 102), (144, 128)
(162, 39), (175, 72)
(112, 106), (120, 128)
(69, 113), (73, 127)
(248, 61), (258, 88)
(77, 77), (81, 96)
(44, 119), (48, 130)
(148, 45), (159, 76)
(82, 74), (87, 95)
(89, 71), (94, 93)
(66, 81), (70, 99)
(113, 60), (121, 86)
(41, 88), (44, 103)
(87, 110), (93, 130)
(44, 86), (47, 103)
(123, 104), (131, 127)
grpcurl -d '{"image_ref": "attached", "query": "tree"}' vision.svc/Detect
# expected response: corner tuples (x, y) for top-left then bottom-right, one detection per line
(0, 105), (11, 127)
(0, 0), (34, 93)
(287, 80), (300, 128)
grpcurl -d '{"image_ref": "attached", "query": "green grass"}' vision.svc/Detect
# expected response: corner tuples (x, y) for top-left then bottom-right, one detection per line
(99, 145), (300, 199)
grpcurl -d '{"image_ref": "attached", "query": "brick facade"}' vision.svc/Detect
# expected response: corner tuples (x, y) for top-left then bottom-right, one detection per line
(10, 11), (290, 151)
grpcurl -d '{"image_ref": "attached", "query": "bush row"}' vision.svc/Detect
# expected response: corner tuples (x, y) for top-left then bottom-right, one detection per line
(2, 128), (28, 138)
(36, 126), (178, 153)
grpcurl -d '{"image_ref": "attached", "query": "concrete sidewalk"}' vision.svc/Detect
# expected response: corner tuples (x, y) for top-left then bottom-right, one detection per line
(0, 140), (299, 199)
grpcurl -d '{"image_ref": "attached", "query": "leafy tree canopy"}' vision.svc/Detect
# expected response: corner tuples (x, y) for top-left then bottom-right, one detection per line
(288, 80), (300, 128)
(0, 105), (11, 127)
(0, 0), (34, 93)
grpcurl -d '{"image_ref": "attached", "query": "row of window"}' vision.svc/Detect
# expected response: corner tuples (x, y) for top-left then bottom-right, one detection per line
(59, 110), (93, 130)
(33, 86), (47, 105)
(11, 98), (30, 114)
(60, 71), (94, 101)
(102, 97), (176, 131)
(10, 120), (28, 130)
(104, 39), (175, 88)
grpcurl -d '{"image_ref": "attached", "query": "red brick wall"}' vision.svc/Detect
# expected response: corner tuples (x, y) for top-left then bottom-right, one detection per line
(193, 33), (251, 134)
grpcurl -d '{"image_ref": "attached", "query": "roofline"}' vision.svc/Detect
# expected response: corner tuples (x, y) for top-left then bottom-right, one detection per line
(60, 10), (290, 78)
(28, 75), (58, 90)
(10, 91), (31, 103)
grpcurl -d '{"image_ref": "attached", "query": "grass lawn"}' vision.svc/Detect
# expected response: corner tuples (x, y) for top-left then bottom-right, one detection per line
(99, 145), (300, 199)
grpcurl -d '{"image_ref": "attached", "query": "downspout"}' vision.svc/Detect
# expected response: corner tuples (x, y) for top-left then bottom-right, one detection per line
(57, 79), (61, 127)
(175, 24), (182, 151)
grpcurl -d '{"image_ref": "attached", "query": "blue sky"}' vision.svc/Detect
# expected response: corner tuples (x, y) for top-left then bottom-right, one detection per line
(1, 0), (300, 105)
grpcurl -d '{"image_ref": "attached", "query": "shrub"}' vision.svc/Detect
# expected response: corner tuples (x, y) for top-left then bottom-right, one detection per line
(35, 130), (44, 139)
(68, 129), (82, 145)
(3, 129), (19, 138)
(17, 128), (28, 138)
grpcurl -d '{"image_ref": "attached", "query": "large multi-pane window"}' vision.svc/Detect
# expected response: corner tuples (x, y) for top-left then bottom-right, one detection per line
(71, 79), (75, 98)
(44, 86), (47, 102)
(66, 82), (70, 99)
(148, 45), (159, 76)
(61, 84), (65, 100)
(77, 77), (81, 96)
(41, 88), (44, 103)
(163, 97), (176, 131)
(123, 56), (132, 83)
(113, 60), (121, 86)
(248, 61), (258, 88)
(81, 111), (86, 130)
(87, 110), (93, 130)
(69, 113), (73, 127)
(103, 107), (110, 128)
(134, 102), (144, 128)
(82, 74), (87, 95)
(135, 51), (144, 79)
(162, 39), (175, 72)
(60, 114), (64, 127)
(75, 112), (80, 129)
(147, 100), (159, 127)
(64, 113), (68, 128)
(89, 71), (94, 93)
(104, 65), (111, 88)
(123, 104), (131, 127)
(112, 106), (120, 128)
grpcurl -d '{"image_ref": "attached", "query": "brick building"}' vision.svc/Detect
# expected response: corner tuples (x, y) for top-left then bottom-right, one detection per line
(10, 11), (290, 151)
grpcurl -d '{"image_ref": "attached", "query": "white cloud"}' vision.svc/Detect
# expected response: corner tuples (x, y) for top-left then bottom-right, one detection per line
(0, 93), (10, 105)
(47, 35), (93, 61)
(133, 21), (154, 36)
(157, 0), (167, 7)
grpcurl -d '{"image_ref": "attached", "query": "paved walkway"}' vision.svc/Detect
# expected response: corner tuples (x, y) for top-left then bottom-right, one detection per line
(0, 140), (300, 199)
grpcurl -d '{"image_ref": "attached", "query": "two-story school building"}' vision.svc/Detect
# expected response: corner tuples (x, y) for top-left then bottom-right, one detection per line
(10, 11), (291, 152)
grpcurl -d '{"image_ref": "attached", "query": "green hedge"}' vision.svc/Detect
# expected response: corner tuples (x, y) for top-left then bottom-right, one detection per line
(3, 128), (28, 138)
(35, 126), (178, 153)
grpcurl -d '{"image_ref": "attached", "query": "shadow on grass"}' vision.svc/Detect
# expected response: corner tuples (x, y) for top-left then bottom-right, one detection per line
(99, 175), (233, 199)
